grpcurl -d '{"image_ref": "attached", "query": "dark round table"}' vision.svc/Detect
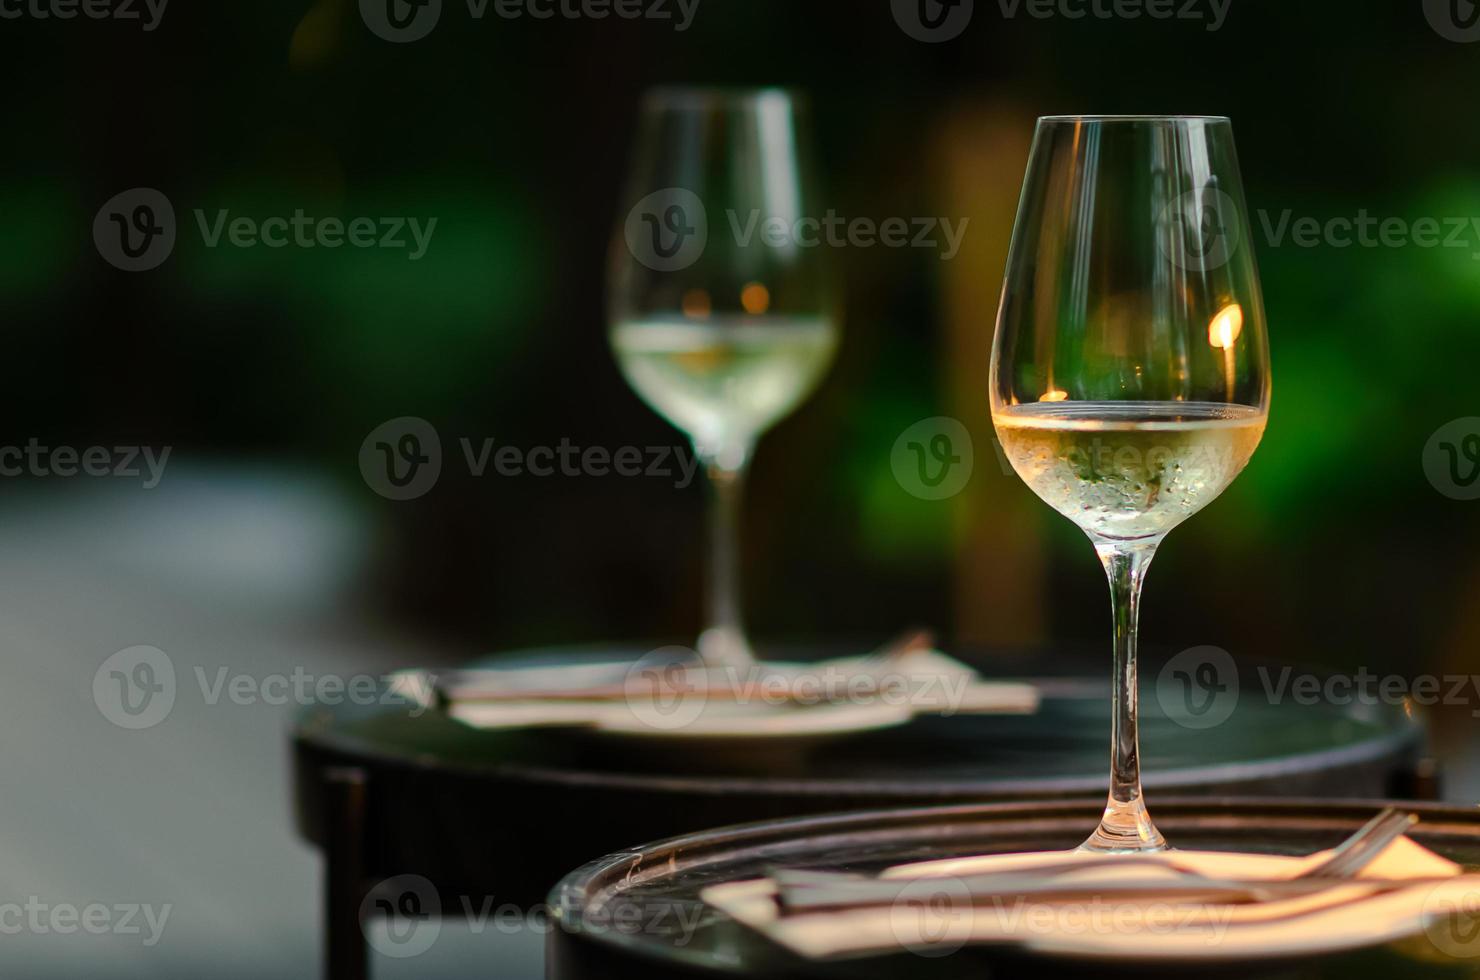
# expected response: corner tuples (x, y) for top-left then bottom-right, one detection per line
(291, 643), (1433, 980)
(549, 798), (1480, 980)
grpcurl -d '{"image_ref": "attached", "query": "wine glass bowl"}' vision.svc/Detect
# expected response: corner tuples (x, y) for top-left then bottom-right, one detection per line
(993, 400), (1266, 543)
(609, 88), (838, 669)
(990, 116), (1271, 851)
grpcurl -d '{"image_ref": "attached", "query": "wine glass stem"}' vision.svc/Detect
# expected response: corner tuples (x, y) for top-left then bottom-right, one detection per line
(1081, 538), (1168, 853)
(698, 453), (754, 670)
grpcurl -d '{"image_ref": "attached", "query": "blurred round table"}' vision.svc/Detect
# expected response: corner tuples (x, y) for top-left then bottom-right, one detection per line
(549, 798), (1480, 979)
(290, 643), (1432, 980)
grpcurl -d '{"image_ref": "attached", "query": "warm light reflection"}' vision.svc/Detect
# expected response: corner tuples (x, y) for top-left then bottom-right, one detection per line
(740, 282), (771, 315)
(1040, 389), (1070, 402)
(1209, 303), (1244, 349)
(682, 288), (712, 318)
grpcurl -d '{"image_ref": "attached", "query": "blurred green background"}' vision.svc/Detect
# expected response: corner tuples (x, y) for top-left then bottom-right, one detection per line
(4, 2), (1480, 976)
(5, 0), (1478, 673)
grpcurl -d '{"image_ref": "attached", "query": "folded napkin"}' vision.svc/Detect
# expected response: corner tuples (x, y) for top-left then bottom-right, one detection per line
(430, 646), (1039, 735)
(701, 838), (1480, 962)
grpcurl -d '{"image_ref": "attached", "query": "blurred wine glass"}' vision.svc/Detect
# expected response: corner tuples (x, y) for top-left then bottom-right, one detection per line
(990, 116), (1271, 851)
(609, 88), (838, 670)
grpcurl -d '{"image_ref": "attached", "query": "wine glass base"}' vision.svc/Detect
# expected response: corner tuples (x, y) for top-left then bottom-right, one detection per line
(1077, 823), (1170, 854)
(697, 626), (756, 671)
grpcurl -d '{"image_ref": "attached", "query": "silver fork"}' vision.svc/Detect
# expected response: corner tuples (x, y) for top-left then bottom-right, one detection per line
(1295, 807), (1418, 879)
(774, 808), (1419, 912)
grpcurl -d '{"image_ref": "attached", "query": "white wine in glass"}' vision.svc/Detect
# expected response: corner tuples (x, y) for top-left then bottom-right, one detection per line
(611, 314), (837, 464)
(990, 116), (1271, 852)
(994, 401), (1265, 541)
(609, 89), (838, 669)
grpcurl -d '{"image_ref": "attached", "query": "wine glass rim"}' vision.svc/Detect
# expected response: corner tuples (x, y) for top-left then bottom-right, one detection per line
(642, 86), (805, 109)
(1038, 114), (1230, 123)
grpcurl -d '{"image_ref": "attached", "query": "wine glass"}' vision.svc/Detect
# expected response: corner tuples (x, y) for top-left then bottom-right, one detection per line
(609, 88), (838, 671)
(990, 116), (1271, 852)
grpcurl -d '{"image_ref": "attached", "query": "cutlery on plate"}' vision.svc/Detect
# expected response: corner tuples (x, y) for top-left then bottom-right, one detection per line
(773, 808), (1420, 912)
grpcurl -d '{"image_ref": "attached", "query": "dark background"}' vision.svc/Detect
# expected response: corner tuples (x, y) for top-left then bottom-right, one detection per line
(2, 1), (1479, 976)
